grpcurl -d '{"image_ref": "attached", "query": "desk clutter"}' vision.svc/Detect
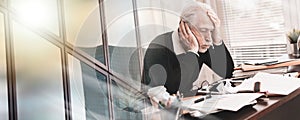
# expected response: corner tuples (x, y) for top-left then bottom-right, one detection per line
(240, 58), (300, 71)
(144, 72), (300, 119)
(183, 72), (300, 117)
(144, 56), (300, 119)
(233, 58), (300, 79)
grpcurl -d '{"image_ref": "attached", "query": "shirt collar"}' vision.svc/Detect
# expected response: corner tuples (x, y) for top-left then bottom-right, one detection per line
(172, 29), (186, 55)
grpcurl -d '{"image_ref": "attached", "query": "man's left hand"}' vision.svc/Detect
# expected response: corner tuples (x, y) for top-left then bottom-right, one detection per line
(207, 9), (223, 46)
(212, 28), (222, 46)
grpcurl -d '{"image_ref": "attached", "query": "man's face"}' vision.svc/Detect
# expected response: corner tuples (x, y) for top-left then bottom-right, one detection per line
(189, 12), (214, 53)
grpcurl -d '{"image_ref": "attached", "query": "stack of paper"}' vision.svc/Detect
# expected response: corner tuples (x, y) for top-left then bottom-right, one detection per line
(233, 58), (299, 79)
(244, 59), (279, 65)
(240, 59), (300, 72)
(233, 67), (288, 79)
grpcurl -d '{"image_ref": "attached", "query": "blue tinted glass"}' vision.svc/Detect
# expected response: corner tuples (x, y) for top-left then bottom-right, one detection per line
(13, 21), (64, 120)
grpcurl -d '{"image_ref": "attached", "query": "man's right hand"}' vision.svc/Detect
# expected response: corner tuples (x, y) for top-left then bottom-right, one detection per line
(178, 20), (200, 54)
(207, 9), (222, 46)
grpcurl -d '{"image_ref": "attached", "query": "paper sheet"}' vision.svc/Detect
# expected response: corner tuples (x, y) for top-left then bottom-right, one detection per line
(192, 64), (222, 90)
(235, 72), (300, 95)
(181, 95), (220, 114)
(214, 93), (263, 111)
(181, 93), (263, 112)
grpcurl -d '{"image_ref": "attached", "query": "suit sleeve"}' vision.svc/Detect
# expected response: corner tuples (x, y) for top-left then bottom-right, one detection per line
(208, 42), (234, 78)
(142, 43), (181, 94)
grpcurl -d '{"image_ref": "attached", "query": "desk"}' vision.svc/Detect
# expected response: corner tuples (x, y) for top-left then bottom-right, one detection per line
(180, 54), (300, 120)
(180, 88), (300, 120)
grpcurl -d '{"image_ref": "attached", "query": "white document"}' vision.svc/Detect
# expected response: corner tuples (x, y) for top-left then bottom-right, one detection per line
(214, 93), (263, 111)
(181, 95), (220, 114)
(181, 93), (263, 112)
(235, 72), (300, 95)
(192, 64), (222, 90)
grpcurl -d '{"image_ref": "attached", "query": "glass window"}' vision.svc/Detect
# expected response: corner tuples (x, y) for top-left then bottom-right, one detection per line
(0, 12), (8, 120)
(10, 0), (60, 36)
(13, 21), (65, 120)
(68, 55), (110, 120)
(64, 0), (105, 64)
(104, 0), (142, 86)
(137, 0), (170, 48)
(68, 55), (86, 120)
(136, 0), (190, 47)
(111, 79), (143, 120)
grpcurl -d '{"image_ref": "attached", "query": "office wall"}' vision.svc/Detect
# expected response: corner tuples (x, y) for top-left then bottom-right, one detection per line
(282, 0), (300, 54)
(283, 0), (300, 30)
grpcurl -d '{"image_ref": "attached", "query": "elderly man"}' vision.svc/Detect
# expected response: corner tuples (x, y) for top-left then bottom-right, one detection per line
(143, 2), (234, 97)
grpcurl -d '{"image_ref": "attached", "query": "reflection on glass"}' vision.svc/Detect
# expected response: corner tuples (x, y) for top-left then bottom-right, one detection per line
(64, 0), (105, 64)
(111, 79), (143, 120)
(10, 0), (60, 35)
(136, 0), (186, 13)
(105, 0), (136, 47)
(0, 13), (8, 120)
(104, 0), (141, 88)
(13, 21), (64, 120)
(136, 0), (179, 46)
(68, 55), (85, 120)
(137, 10), (169, 47)
(68, 55), (109, 120)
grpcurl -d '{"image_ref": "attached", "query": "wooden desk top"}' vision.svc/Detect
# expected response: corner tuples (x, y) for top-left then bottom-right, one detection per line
(188, 88), (300, 120)
(180, 54), (300, 119)
(180, 88), (300, 120)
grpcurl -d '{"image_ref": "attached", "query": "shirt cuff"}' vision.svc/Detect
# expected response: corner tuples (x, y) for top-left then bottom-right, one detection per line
(187, 50), (199, 56)
(213, 40), (223, 46)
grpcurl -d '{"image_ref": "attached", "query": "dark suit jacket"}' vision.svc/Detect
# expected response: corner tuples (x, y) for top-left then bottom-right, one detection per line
(143, 31), (234, 97)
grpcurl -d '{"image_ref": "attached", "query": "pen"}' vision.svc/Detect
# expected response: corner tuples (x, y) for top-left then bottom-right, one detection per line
(194, 95), (212, 103)
(197, 90), (223, 95)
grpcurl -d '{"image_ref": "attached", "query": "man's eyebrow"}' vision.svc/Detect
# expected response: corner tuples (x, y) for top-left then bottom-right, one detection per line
(198, 25), (214, 30)
(198, 27), (214, 31)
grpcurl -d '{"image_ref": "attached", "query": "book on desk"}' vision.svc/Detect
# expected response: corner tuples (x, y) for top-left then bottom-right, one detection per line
(233, 58), (300, 79)
(237, 58), (300, 72)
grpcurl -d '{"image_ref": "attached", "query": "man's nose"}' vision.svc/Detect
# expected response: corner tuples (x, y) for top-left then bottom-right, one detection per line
(203, 32), (212, 45)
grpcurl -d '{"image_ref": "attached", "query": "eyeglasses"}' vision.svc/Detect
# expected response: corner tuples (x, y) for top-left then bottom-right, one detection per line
(197, 79), (228, 92)
(199, 80), (210, 90)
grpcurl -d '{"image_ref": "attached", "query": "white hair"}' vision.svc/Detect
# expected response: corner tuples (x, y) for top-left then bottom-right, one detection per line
(180, 1), (214, 23)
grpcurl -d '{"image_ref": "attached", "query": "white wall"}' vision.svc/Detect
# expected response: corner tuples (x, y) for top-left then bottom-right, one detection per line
(283, 0), (300, 31)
